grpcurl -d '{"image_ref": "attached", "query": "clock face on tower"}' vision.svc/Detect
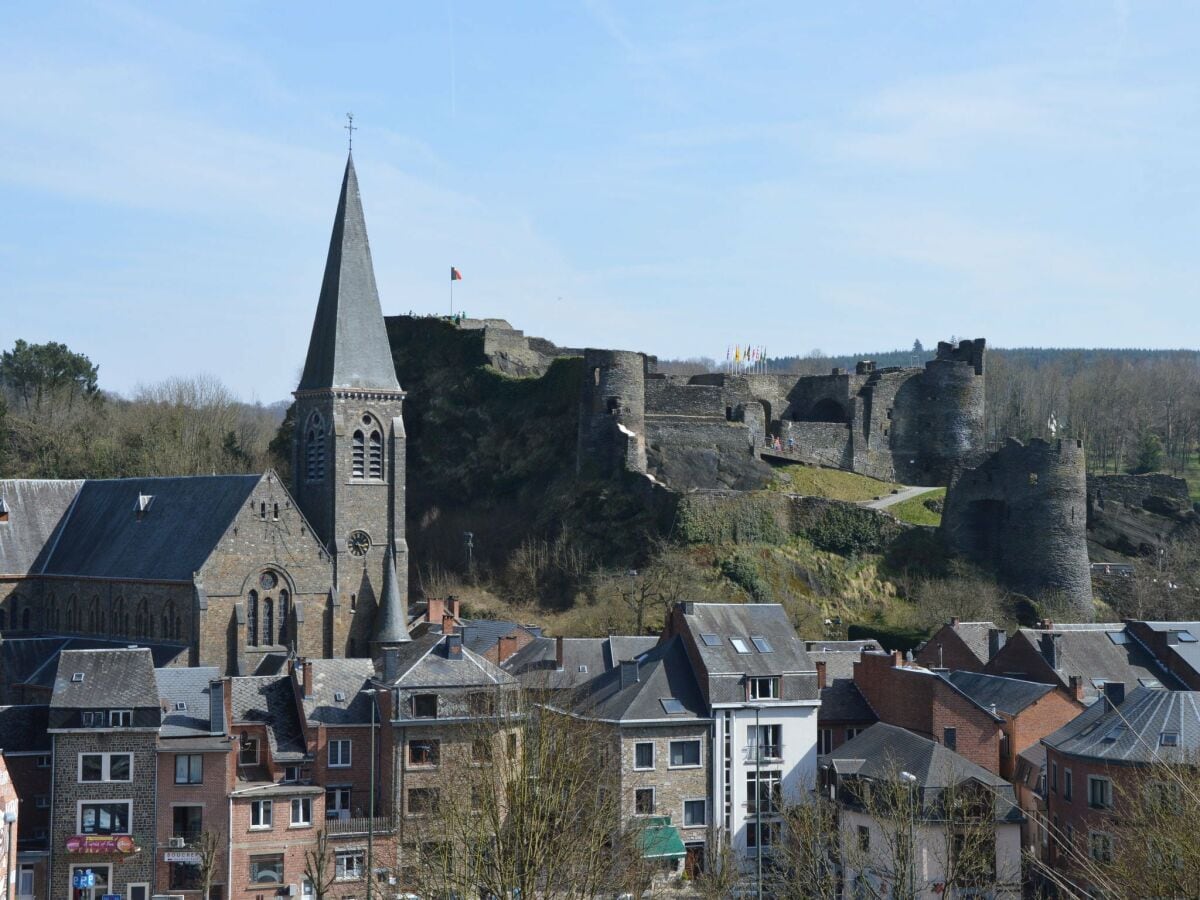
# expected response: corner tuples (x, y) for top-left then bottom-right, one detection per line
(347, 530), (371, 557)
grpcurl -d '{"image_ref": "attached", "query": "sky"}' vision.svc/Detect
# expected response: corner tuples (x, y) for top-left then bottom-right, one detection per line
(2, 2), (1197, 402)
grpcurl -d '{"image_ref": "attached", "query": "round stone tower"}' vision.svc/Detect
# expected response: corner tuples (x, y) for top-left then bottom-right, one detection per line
(915, 338), (987, 483)
(576, 349), (648, 476)
(942, 437), (1092, 619)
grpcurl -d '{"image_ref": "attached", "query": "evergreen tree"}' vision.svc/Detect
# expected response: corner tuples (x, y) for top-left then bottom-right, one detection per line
(1128, 429), (1165, 474)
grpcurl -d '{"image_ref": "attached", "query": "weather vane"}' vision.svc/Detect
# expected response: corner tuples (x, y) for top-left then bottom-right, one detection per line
(345, 113), (356, 151)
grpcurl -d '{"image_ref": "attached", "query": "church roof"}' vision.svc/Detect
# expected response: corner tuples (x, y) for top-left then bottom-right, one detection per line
(372, 546), (410, 644)
(0, 479), (84, 575)
(298, 154), (401, 393)
(37, 474), (261, 582)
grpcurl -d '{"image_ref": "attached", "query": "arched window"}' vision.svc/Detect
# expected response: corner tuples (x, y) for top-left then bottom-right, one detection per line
(278, 589), (290, 646)
(162, 611), (170, 639)
(248, 591), (259, 646)
(351, 430), (366, 479)
(263, 598), (274, 646)
(66, 595), (77, 631)
(175, 614), (182, 641)
(368, 431), (383, 479)
(88, 596), (100, 633)
(305, 412), (326, 482)
(20, 607), (30, 630)
(48, 593), (57, 629)
(112, 596), (125, 634)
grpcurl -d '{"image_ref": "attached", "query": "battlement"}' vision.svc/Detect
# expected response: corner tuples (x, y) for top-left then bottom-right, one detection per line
(933, 338), (986, 376)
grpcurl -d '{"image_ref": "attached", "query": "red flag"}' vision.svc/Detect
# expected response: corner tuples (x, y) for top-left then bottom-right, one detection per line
(450, 267), (463, 281)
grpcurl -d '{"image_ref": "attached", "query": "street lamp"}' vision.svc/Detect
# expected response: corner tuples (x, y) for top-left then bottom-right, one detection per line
(899, 771), (918, 900)
(741, 704), (763, 900)
(366, 687), (391, 900)
(3, 810), (16, 900)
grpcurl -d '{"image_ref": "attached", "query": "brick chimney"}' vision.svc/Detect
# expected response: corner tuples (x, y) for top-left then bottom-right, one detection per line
(892, 650), (904, 667)
(442, 614), (456, 636)
(815, 660), (827, 690)
(426, 597), (445, 625)
(497, 634), (518, 663)
(950, 617), (961, 627)
(555, 635), (565, 671)
(620, 659), (639, 688)
(448, 596), (461, 619)
(1068, 675), (1084, 702)
(988, 627), (1007, 659)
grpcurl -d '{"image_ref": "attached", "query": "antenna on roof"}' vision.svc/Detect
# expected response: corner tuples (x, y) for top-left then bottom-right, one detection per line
(345, 112), (356, 152)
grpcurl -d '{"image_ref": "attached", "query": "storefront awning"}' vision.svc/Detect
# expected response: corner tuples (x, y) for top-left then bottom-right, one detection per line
(638, 816), (686, 859)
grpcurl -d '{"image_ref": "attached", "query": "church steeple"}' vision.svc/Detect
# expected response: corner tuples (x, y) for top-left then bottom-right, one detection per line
(298, 153), (401, 392)
(372, 545), (410, 647)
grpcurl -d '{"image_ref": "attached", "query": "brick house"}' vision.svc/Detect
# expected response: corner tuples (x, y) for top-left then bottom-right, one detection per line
(805, 641), (878, 754)
(1040, 686), (1200, 891)
(0, 704), (51, 900)
(48, 648), (161, 900)
(1124, 619), (1200, 690)
(852, 651), (1004, 774)
(915, 619), (1005, 672)
(0, 752), (19, 900)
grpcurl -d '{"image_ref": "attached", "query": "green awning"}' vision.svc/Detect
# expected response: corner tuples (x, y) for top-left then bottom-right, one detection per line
(638, 816), (686, 859)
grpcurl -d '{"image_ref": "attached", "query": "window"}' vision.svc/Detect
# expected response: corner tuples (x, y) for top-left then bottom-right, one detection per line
(79, 753), (132, 783)
(249, 854), (284, 884)
(683, 799), (706, 827)
(750, 723), (783, 759)
(730, 637), (751, 654)
(35, 754), (50, 769)
(845, 727), (863, 741)
(408, 739), (440, 767)
(748, 676), (780, 700)
(817, 728), (833, 755)
(368, 431), (383, 479)
(408, 787), (439, 816)
(79, 801), (132, 835)
(18, 864), (33, 898)
(351, 430), (366, 479)
(278, 589), (290, 646)
(108, 709), (132, 727)
(175, 754), (202, 784)
(660, 698), (686, 715)
(291, 797), (312, 826)
(81, 710), (105, 728)
(468, 691), (496, 716)
(472, 737), (493, 762)
(635, 788), (655, 815)
(329, 739), (352, 767)
(169, 862), (202, 891)
(35, 795), (49, 809)
(669, 740), (701, 768)
(305, 413), (326, 482)
(700, 633), (721, 647)
(750, 636), (773, 653)
(1089, 776), (1112, 809)
(326, 787), (351, 819)
(172, 805), (202, 841)
(247, 590), (259, 646)
(336, 850), (365, 880)
(746, 770), (782, 815)
(250, 799), (272, 828)
(942, 727), (957, 751)
(240, 736), (259, 766)
(283, 765), (300, 783)
(1051, 761), (1058, 794)
(412, 694), (437, 718)
(634, 742), (654, 770)
(1161, 732), (1180, 747)
(857, 825), (870, 852)
(747, 821), (780, 848)
(1089, 831), (1113, 863)
(1064, 768), (1073, 801)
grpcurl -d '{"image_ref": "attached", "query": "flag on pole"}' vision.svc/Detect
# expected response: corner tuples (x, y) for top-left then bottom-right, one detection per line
(451, 267), (463, 281)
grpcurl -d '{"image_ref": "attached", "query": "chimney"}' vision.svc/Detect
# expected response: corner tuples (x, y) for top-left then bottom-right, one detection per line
(815, 660), (827, 690)
(681, 601), (696, 615)
(555, 635), (565, 671)
(1103, 681), (1126, 707)
(1068, 675), (1084, 702)
(950, 617), (961, 627)
(1039, 633), (1060, 670)
(892, 650), (904, 667)
(448, 596), (461, 619)
(300, 657), (313, 699)
(209, 679), (227, 736)
(442, 614), (456, 637)
(988, 627), (1007, 659)
(426, 597), (445, 626)
(497, 634), (518, 663)
(1040, 619), (1054, 631)
(446, 634), (463, 660)
(620, 659), (640, 689)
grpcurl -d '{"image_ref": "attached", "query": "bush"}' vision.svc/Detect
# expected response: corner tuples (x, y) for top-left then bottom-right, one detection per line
(806, 504), (891, 556)
(718, 550), (771, 602)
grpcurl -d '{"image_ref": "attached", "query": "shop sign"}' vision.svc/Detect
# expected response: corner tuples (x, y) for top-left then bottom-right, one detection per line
(65, 834), (136, 854)
(164, 851), (202, 864)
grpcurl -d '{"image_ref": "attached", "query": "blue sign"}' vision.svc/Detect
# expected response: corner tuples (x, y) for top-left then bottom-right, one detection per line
(72, 869), (96, 889)
(101, 895), (121, 900)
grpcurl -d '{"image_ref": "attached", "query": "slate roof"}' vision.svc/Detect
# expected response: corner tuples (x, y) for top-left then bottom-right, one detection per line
(569, 636), (707, 723)
(820, 722), (1023, 823)
(0, 479), (83, 574)
(3, 637), (188, 693)
(452, 619), (535, 658)
(807, 648), (876, 723)
(0, 705), (51, 752)
(806, 640), (881, 654)
(676, 603), (815, 676)
(156, 666), (220, 737)
(298, 154), (401, 392)
(945, 671), (1058, 716)
(51, 648), (159, 709)
(384, 633), (516, 689)
(1002, 625), (1177, 700)
(503, 636), (656, 691)
(948, 622), (998, 665)
(372, 547), (410, 644)
(1133, 621), (1200, 681)
(302, 658), (377, 725)
(38, 475), (261, 581)
(231, 674), (307, 761)
(1042, 686), (1200, 765)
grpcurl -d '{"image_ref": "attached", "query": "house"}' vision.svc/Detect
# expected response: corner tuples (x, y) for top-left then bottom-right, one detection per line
(985, 622), (1179, 702)
(1040, 685), (1200, 887)
(944, 671), (1084, 779)
(0, 752), (19, 900)
(805, 641), (878, 754)
(0, 704), (51, 900)
(1124, 619), (1200, 690)
(819, 722), (1024, 899)
(915, 619), (1005, 672)
(661, 602), (821, 865)
(852, 651), (1005, 773)
(504, 634), (658, 693)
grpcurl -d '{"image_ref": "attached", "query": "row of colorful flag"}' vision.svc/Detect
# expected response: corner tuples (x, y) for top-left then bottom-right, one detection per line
(727, 344), (769, 373)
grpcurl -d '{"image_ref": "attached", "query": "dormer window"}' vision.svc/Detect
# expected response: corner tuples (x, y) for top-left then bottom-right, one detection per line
(748, 677), (780, 700)
(109, 709), (132, 727)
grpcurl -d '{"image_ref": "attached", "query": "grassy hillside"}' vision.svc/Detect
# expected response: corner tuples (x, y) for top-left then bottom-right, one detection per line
(767, 463), (902, 501)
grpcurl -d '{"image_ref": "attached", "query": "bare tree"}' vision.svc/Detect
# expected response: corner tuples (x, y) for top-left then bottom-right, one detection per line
(303, 830), (337, 900)
(195, 829), (222, 900)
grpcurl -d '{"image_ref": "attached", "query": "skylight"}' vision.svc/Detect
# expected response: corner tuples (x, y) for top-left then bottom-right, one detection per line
(700, 633), (721, 647)
(1160, 732), (1179, 747)
(1106, 631), (1128, 645)
(1177, 631), (1197, 643)
(334, 691), (346, 702)
(1139, 678), (1162, 688)
(730, 638), (751, 654)
(1101, 725), (1126, 743)
(71, 673), (84, 683)
(578, 664), (588, 673)
(174, 702), (187, 711)
(661, 698), (685, 715)
(751, 636), (773, 653)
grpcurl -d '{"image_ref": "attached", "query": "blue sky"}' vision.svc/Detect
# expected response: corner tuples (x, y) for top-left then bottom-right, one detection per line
(2, 2), (1197, 402)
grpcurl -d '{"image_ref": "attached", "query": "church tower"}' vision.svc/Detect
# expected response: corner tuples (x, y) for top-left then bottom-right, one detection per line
(293, 153), (407, 657)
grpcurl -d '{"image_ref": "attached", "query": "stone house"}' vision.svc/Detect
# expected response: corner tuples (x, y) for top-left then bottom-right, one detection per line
(819, 722), (1024, 899)
(914, 619), (1004, 673)
(852, 650), (1005, 774)
(0, 704), (51, 899)
(48, 648), (161, 900)
(805, 640), (878, 754)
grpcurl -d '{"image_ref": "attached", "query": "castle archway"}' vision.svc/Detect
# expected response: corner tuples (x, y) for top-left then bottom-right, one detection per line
(802, 398), (847, 423)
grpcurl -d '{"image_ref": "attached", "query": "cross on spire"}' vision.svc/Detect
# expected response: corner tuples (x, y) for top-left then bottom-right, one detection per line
(345, 113), (356, 151)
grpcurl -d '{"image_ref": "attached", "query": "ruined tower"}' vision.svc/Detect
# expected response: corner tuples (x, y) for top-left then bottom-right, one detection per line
(576, 349), (648, 476)
(941, 437), (1092, 619)
(292, 153), (408, 656)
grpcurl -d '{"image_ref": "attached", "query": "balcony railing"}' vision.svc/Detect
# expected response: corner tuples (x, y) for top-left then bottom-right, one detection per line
(743, 744), (784, 764)
(325, 814), (396, 836)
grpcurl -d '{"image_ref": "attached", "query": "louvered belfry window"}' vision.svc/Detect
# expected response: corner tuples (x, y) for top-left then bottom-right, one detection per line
(305, 412), (326, 482)
(248, 590), (259, 646)
(351, 430), (366, 479)
(369, 430), (383, 479)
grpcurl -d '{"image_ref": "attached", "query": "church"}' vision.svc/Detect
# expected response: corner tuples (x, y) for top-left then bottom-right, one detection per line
(0, 154), (410, 678)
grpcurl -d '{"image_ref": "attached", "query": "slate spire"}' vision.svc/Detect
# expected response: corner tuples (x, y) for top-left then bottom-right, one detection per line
(298, 153), (401, 392)
(373, 545), (410, 645)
